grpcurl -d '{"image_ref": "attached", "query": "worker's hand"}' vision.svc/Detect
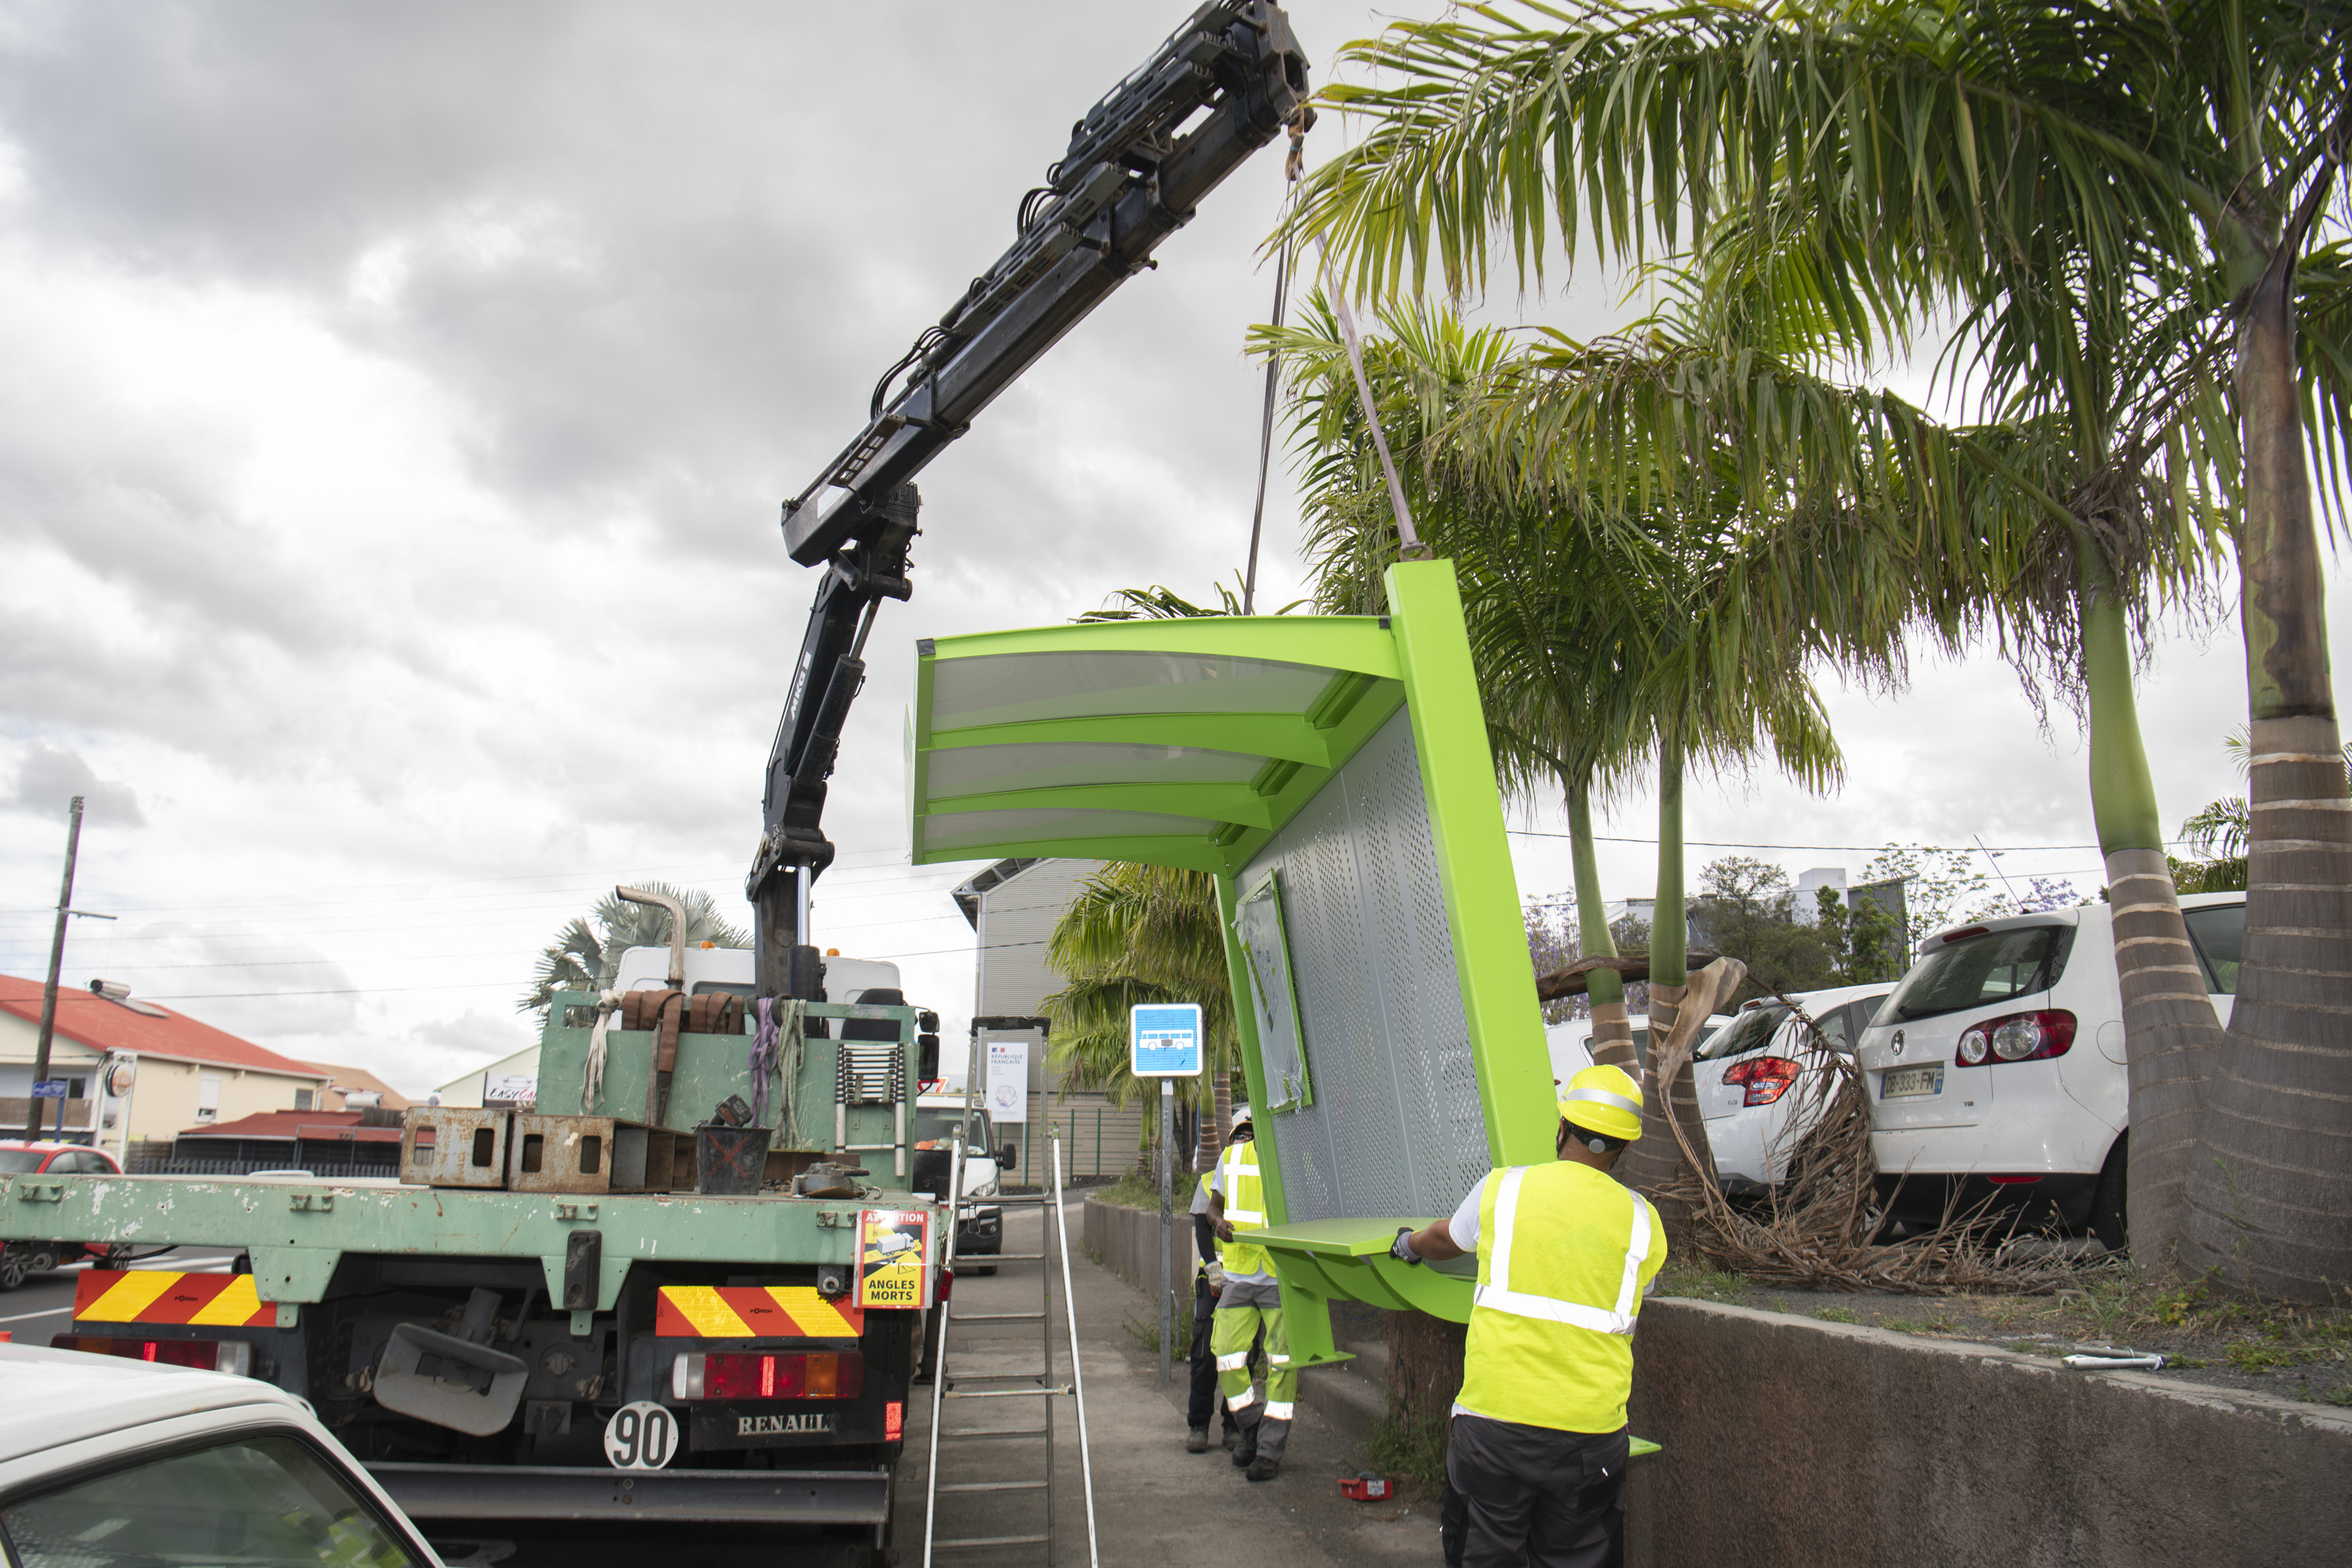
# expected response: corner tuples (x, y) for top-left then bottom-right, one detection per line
(1214, 1218), (1235, 1243)
(1390, 1227), (1423, 1265)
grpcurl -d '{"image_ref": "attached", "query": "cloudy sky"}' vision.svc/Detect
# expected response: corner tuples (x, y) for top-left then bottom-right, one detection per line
(0, 2), (2330, 1097)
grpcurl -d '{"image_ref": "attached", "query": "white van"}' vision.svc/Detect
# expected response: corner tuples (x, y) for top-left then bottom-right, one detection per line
(1856, 893), (2243, 1249)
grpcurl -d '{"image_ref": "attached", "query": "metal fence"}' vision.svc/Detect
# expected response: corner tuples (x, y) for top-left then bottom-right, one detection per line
(125, 1149), (400, 1180)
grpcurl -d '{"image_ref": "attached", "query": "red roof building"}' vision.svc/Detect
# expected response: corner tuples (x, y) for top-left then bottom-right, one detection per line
(0, 974), (332, 1152)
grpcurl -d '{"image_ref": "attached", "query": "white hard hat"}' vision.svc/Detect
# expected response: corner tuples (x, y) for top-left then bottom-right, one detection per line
(1230, 1103), (1253, 1133)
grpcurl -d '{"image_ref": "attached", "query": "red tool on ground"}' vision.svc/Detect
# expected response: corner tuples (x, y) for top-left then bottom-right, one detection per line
(1339, 1472), (1393, 1501)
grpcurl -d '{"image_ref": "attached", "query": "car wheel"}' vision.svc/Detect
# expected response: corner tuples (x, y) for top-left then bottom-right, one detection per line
(0, 1248), (27, 1291)
(2088, 1136), (2129, 1257)
(25, 1246), (57, 1274)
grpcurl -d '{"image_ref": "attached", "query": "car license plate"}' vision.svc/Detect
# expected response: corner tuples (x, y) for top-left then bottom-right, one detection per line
(1882, 1065), (1943, 1099)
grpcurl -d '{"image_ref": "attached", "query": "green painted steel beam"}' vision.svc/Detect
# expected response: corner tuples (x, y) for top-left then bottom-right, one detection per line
(924, 780), (1278, 829)
(924, 616), (1402, 678)
(1384, 561), (1559, 1167)
(927, 713), (1339, 769)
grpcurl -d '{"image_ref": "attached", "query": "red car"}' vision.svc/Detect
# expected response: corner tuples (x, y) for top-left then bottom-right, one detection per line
(0, 1142), (124, 1289)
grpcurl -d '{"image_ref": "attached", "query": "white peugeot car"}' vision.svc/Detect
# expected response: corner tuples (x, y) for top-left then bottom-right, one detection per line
(1693, 982), (1896, 1191)
(1857, 892), (2243, 1249)
(0, 1341), (443, 1568)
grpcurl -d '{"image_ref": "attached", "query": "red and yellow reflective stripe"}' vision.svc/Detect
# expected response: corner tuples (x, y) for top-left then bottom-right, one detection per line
(73, 1270), (273, 1328)
(655, 1285), (863, 1339)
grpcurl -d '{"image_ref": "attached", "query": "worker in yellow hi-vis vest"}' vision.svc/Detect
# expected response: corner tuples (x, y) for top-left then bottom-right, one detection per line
(1206, 1103), (1294, 1481)
(1389, 1063), (1664, 1568)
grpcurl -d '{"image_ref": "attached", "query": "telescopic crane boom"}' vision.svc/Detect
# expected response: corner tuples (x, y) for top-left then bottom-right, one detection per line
(748, 1), (1309, 999)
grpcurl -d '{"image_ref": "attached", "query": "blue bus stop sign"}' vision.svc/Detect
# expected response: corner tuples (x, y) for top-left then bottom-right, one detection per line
(1129, 1003), (1203, 1078)
(31, 1080), (68, 1098)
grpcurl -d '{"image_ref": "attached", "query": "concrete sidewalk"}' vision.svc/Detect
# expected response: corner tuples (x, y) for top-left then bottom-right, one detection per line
(892, 1195), (1443, 1566)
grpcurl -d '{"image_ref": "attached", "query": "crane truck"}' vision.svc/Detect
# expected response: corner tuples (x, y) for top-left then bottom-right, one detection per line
(0, 5), (1310, 1561)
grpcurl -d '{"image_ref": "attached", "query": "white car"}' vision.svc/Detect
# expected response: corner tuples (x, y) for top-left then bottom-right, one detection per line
(1857, 892), (2243, 1249)
(1692, 982), (1896, 1190)
(0, 1341), (443, 1568)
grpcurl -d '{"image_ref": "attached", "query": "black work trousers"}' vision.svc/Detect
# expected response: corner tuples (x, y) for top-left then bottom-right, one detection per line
(1186, 1268), (1262, 1430)
(1445, 1413), (1628, 1568)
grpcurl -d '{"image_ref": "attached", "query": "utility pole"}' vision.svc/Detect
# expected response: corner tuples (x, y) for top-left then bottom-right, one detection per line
(26, 796), (84, 1141)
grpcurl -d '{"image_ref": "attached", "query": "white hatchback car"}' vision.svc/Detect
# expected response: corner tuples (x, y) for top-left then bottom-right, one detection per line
(1692, 982), (1897, 1191)
(1857, 892), (2243, 1249)
(0, 1341), (443, 1568)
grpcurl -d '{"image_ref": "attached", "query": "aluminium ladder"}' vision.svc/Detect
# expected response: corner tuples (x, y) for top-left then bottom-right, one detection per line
(919, 1125), (1098, 1566)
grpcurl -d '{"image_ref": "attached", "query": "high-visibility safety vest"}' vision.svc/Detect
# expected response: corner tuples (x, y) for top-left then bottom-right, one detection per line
(1457, 1161), (1666, 1433)
(1215, 1139), (1271, 1277)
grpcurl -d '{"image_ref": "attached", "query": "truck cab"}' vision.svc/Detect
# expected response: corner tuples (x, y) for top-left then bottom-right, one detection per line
(911, 1095), (1011, 1266)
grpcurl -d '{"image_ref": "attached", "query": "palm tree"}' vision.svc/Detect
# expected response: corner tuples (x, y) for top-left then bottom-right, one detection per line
(518, 882), (749, 1017)
(1284, 0), (2352, 1289)
(1039, 862), (1242, 1171)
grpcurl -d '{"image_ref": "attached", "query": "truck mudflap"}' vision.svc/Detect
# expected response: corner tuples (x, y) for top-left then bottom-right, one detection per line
(365, 1461), (890, 1524)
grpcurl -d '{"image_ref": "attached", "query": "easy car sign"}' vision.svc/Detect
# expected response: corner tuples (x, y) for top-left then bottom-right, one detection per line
(1129, 1003), (1203, 1077)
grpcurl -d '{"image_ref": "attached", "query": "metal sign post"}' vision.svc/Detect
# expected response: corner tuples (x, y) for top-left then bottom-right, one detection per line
(1130, 1003), (1203, 1385)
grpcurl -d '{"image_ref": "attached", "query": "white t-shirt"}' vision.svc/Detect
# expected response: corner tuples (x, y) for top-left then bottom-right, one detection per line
(1444, 1178), (1487, 1253)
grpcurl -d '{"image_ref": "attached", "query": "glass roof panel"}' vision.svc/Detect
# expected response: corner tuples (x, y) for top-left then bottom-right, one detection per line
(920, 807), (1220, 852)
(927, 741), (1266, 798)
(929, 651), (1336, 729)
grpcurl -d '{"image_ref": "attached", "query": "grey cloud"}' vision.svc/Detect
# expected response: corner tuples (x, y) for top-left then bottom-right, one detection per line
(8, 740), (144, 826)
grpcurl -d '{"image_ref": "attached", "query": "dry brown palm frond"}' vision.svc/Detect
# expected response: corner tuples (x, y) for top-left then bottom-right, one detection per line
(1656, 984), (2107, 1296)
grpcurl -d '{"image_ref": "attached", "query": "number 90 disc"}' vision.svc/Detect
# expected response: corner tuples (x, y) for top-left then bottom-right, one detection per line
(603, 1401), (679, 1470)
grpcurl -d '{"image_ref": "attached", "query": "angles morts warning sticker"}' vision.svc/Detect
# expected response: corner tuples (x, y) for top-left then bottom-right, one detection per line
(856, 1209), (932, 1309)
(654, 1285), (863, 1339)
(74, 1269), (274, 1328)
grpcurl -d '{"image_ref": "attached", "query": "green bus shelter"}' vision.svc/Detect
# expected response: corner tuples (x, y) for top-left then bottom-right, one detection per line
(906, 558), (1560, 1368)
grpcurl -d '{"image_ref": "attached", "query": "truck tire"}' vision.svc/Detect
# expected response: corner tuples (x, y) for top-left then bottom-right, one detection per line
(2088, 1136), (2129, 1257)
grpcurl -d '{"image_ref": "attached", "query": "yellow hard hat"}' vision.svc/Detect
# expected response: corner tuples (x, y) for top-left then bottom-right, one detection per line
(1560, 1063), (1643, 1142)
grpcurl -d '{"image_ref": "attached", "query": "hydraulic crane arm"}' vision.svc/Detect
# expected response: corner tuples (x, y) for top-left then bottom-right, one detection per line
(747, 1), (1309, 997)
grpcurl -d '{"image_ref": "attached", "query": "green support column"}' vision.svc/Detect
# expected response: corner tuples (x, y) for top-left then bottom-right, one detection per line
(1383, 559), (1556, 1166)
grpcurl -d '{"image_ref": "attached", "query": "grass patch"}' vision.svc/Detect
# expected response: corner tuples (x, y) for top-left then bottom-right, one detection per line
(2226, 1341), (2306, 1374)
(1657, 1265), (1750, 1304)
(1812, 1306), (1860, 1324)
(1092, 1170), (1200, 1211)
(1365, 1408), (1449, 1488)
(1884, 1316), (1957, 1335)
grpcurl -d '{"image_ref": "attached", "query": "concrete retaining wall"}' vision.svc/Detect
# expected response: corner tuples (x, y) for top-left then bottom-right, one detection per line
(1082, 1194), (1199, 1294)
(1626, 1299), (2352, 1568)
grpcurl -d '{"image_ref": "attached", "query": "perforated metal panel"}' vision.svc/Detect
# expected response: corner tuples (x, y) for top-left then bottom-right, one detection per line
(1238, 708), (1493, 1222)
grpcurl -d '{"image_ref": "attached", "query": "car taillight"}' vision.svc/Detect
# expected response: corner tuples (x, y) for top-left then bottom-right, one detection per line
(938, 1268), (953, 1301)
(671, 1351), (865, 1401)
(1720, 1056), (1802, 1107)
(1955, 1010), (2073, 1066)
(51, 1335), (252, 1377)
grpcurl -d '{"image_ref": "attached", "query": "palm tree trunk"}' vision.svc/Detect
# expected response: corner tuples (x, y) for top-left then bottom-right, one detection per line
(1568, 779), (1635, 1069)
(2074, 561), (2227, 1266)
(1201, 1072), (1231, 1175)
(1620, 735), (1716, 1210)
(2181, 227), (2352, 1300)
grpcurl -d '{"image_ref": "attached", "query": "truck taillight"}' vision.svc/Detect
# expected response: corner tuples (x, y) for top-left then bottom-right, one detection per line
(671, 1351), (865, 1401)
(886, 1401), (903, 1441)
(1720, 1056), (1802, 1106)
(52, 1335), (252, 1377)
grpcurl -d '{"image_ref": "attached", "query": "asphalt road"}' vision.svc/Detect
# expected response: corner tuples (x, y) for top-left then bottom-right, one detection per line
(0, 1245), (244, 1347)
